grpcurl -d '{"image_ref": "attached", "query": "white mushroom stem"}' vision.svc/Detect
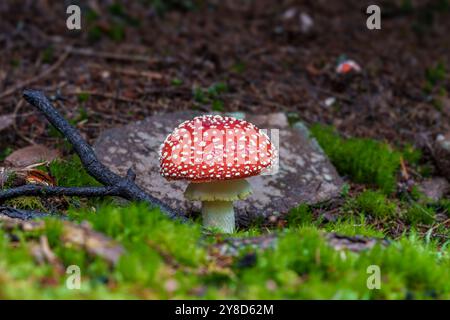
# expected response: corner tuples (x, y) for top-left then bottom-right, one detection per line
(184, 179), (252, 234)
(201, 201), (235, 233)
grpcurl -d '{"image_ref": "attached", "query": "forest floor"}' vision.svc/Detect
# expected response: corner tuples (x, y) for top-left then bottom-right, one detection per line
(1, 0), (450, 299)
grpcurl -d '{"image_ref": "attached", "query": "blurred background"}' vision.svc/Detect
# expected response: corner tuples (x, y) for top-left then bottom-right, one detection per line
(1, 0), (450, 160)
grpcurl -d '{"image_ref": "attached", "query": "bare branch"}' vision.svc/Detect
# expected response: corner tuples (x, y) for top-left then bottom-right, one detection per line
(0, 89), (184, 221)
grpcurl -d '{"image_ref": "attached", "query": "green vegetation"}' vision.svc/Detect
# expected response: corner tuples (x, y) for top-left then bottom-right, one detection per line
(149, 0), (199, 16)
(49, 156), (100, 187)
(1, 204), (450, 299)
(426, 62), (447, 88)
(352, 190), (397, 220)
(287, 204), (315, 226)
(310, 125), (403, 194)
(85, 2), (140, 43)
(41, 46), (54, 64)
(231, 61), (246, 74)
(324, 216), (385, 238)
(0, 147), (13, 162)
(404, 204), (435, 225)
(4, 196), (46, 211)
(193, 82), (228, 111)
(423, 61), (448, 111)
(171, 78), (183, 86)
(1, 147), (449, 299)
(1, 122), (447, 299)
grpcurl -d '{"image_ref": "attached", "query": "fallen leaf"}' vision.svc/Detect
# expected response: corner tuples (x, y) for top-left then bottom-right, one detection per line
(5, 145), (59, 167)
(25, 169), (56, 186)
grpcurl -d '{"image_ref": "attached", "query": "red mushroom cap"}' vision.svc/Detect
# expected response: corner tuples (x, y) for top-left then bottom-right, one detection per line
(159, 115), (276, 182)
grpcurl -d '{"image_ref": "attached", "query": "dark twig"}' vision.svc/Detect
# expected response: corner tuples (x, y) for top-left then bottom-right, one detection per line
(0, 185), (122, 200)
(0, 89), (183, 221)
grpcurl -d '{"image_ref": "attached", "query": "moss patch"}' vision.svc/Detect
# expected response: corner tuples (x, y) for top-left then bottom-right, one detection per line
(1, 203), (450, 299)
(310, 125), (402, 194)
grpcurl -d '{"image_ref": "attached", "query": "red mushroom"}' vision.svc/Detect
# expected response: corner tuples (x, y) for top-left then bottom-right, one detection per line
(159, 115), (276, 233)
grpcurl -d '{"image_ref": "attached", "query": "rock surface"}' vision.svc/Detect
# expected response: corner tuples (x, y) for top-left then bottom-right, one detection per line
(93, 112), (343, 225)
(417, 177), (449, 201)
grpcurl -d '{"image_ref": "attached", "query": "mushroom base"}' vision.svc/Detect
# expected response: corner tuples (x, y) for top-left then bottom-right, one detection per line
(201, 201), (235, 233)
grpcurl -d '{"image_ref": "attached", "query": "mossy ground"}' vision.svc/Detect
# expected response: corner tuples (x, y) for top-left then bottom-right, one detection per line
(1, 127), (450, 299)
(1, 203), (450, 299)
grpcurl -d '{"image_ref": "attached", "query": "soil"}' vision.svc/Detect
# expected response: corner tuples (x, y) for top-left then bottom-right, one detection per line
(1, 0), (450, 165)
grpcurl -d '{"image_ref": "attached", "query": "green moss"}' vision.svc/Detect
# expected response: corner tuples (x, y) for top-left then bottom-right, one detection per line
(0, 213), (449, 298)
(353, 190), (398, 219)
(310, 125), (402, 194)
(41, 46), (54, 64)
(70, 203), (205, 267)
(402, 144), (421, 165)
(211, 100), (225, 112)
(1, 202), (450, 299)
(171, 78), (183, 86)
(49, 156), (100, 187)
(404, 204), (435, 225)
(325, 216), (385, 238)
(193, 82), (228, 110)
(426, 62), (447, 87)
(1, 171), (16, 190)
(287, 204), (314, 227)
(77, 92), (90, 103)
(0, 147), (13, 162)
(238, 227), (450, 299)
(4, 196), (46, 211)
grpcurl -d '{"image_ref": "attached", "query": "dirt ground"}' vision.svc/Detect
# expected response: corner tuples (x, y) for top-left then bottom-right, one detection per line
(1, 0), (450, 162)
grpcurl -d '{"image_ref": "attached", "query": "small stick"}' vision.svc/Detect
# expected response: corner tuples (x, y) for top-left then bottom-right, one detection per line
(400, 156), (409, 180)
(0, 206), (54, 220)
(0, 184), (122, 200)
(66, 47), (156, 64)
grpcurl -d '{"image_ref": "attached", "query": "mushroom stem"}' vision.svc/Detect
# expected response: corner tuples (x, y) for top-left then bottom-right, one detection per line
(201, 201), (235, 233)
(184, 179), (252, 234)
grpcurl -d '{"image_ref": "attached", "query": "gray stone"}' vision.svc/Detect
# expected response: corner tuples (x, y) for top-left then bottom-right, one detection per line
(417, 177), (449, 201)
(93, 111), (343, 225)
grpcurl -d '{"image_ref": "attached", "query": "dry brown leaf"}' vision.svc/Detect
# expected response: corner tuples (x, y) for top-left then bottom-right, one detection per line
(4, 145), (60, 167)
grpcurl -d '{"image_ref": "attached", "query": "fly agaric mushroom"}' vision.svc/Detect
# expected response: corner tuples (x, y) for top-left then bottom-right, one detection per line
(159, 115), (276, 233)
